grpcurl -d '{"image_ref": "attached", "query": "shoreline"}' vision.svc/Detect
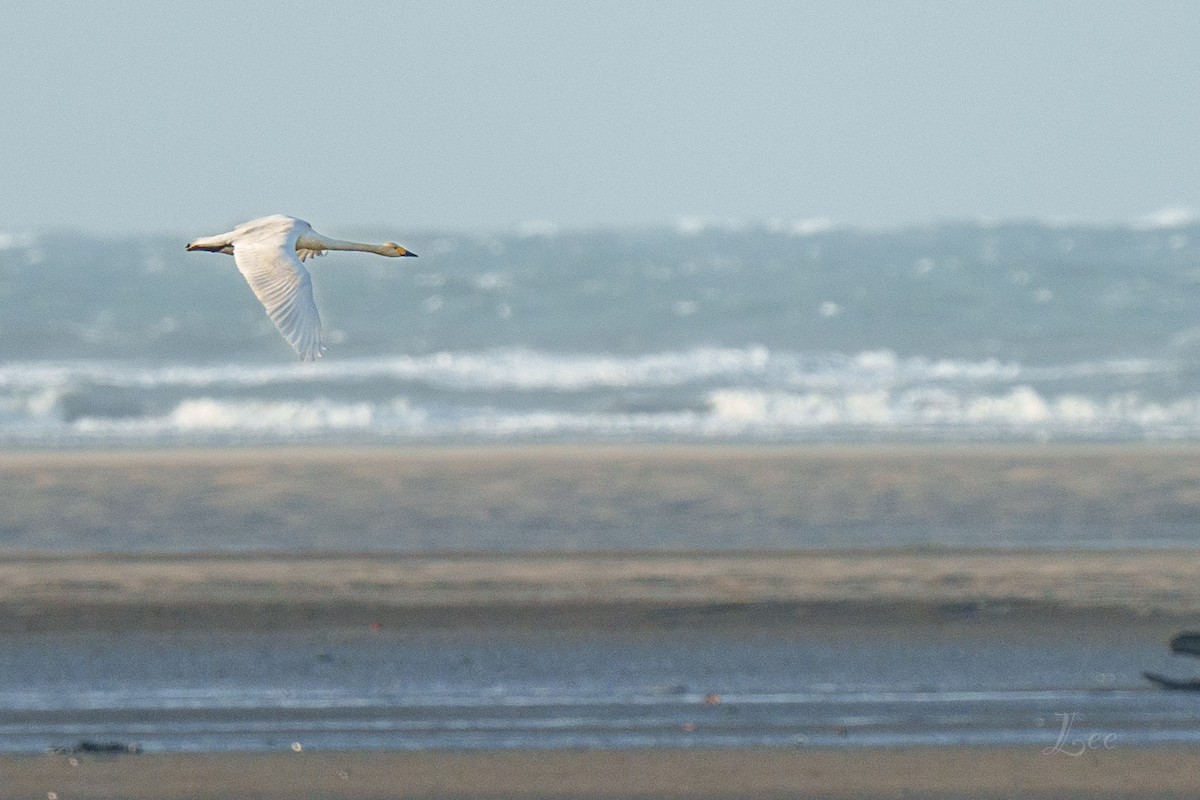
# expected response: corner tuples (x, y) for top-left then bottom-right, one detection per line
(8, 746), (1200, 799)
(2, 549), (1198, 632)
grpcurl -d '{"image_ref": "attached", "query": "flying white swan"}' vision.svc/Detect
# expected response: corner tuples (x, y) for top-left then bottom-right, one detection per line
(186, 214), (416, 361)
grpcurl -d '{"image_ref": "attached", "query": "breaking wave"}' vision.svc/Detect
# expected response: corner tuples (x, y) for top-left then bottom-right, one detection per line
(1, 347), (1194, 445)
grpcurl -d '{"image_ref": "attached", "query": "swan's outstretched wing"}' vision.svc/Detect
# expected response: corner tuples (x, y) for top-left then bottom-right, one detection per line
(232, 233), (326, 361)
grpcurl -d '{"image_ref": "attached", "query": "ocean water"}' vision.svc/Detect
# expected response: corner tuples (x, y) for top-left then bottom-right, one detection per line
(4, 623), (1198, 754)
(4, 220), (1200, 446)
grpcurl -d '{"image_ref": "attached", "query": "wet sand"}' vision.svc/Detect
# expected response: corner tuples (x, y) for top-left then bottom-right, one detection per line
(6, 746), (1200, 799)
(1, 549), (1198, 633)
(3, 443), (1196, 630)
(5, 443), (1200, 552)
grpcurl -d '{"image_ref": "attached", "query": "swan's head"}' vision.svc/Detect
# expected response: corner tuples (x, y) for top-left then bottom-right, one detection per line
(382, 242), (418, 258)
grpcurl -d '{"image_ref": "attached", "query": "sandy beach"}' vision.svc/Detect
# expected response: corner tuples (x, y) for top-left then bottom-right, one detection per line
(1, 443), (1199, 630)
(0, 549), (1198, 634)
(4, 443), (1200, 552)
(3, 445), (1200, 797)
(4, 746), (1200, 799)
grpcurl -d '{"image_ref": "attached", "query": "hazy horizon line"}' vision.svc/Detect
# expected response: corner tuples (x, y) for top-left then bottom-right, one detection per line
(1, 206), (1197, 242)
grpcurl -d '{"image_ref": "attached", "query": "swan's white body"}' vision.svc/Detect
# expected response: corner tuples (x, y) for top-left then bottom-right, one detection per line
(186, 215), (416, 361)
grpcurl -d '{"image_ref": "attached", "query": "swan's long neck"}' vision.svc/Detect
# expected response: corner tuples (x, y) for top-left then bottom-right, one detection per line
(328, 238), (394, 255)
(305, 235), (392, 255)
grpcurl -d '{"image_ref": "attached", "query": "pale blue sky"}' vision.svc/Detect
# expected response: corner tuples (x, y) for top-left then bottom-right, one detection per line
(2, 1), (1199, 234)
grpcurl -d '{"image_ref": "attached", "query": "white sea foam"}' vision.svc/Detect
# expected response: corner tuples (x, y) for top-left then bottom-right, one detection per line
(703, 386), (1200, 438)
(1134, 206), (1198, 230)
(779, 217), (837, 236)
(673, 216), (747, 235)
(49, 386), (1200, 444)
(0, 348), (1170, 396)
(0, 347), (1192, 444)
(0, 232), (35, 251)
(71, 397), (422, 438)
(0, 386), (63, 427)
(516, 219), (559, 238)
(67, 397), (700, 441)
(167, 398), (376, 432)
(0, 347), (776, 393)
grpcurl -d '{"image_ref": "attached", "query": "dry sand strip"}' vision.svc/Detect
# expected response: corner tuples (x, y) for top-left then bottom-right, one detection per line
(1, 550), (1198, 632)
(5, 746), (1200, 799)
